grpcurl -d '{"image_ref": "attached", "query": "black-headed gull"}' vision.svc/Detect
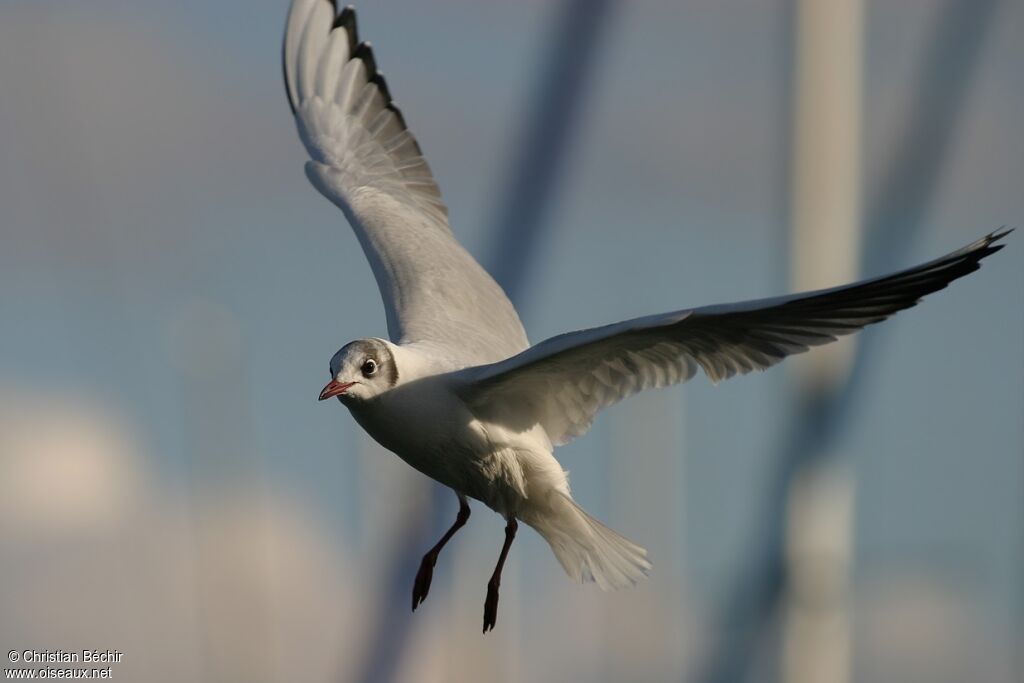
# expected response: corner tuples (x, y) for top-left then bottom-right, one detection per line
(283, 1), (1010, 632)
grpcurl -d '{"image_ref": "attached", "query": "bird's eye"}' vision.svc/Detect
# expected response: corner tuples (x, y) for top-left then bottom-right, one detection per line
(361, 359), (378, 377)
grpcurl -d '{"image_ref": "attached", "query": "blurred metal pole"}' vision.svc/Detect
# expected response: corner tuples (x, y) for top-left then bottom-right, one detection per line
(353, 1), (616, 682)
(486, 0), (616, 304)
(692, 1), (1001, 682)
(783, 2), (862, 683)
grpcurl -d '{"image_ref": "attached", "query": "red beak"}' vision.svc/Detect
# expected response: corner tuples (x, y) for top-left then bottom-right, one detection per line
(319, 379), (355, 401)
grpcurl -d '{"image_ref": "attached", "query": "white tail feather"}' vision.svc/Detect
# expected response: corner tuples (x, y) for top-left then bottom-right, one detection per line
(526, 492), (650, 590)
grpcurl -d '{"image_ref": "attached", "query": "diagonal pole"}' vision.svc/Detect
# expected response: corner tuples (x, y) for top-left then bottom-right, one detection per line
(486, 0), (618, 304)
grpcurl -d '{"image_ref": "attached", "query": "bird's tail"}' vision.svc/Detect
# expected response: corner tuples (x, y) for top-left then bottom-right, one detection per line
(525, 492), (651, 590)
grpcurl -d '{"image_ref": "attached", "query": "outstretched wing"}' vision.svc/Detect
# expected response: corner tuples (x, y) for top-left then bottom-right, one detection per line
(284, 1), (528, 361)
(458, 230), (1010, 446)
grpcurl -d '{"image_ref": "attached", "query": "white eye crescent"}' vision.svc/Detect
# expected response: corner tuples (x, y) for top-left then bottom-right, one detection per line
(361, 359), (378, 377)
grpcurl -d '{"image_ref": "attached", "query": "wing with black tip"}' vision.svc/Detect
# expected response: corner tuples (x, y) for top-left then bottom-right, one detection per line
(283, 1), (528, 360)
(458, 230), (1010, 445)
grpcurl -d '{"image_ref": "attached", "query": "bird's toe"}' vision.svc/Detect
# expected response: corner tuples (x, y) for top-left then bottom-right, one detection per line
(412, 558), (435, 611)
(482, 582), (500, 633)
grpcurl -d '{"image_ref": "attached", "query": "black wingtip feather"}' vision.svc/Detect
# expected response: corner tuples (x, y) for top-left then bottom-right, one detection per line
(285, 1), (428, 163)
(988, 225), (1014, 241)
(371, 71), (413, 138)
(351, 40), (416, 148)
(387, 101), (409, 129)
(333, 5), (358, 51)
(353, 41), (379, 80)
(370, 72), (393, 103)
(743, 228), (1013, 340)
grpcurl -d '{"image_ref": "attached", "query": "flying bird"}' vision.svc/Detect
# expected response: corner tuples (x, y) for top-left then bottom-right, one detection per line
(282, 0), (1010, 632)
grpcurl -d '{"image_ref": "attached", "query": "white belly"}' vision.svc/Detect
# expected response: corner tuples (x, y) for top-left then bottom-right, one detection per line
(347, 379), (567, 515)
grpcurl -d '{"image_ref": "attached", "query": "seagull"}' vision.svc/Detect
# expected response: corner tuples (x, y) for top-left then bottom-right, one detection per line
(283, 1), (1009, 632)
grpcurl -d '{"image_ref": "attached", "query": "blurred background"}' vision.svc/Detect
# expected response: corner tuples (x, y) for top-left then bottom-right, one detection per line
(1, 0), (1021, 681)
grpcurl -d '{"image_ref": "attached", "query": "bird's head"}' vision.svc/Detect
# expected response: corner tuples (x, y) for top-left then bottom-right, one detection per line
(319, 338), (399, 404)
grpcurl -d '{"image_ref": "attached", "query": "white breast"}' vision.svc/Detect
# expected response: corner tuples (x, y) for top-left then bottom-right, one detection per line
(348, 367), (564, 515)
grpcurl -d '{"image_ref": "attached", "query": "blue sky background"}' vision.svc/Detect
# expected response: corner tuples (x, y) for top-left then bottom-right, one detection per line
(1, 1), (1021, 681)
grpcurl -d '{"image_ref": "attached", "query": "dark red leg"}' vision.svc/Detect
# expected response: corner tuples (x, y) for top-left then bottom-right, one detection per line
(482, 517), (518, 633)
(412, 494), (471, 611)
